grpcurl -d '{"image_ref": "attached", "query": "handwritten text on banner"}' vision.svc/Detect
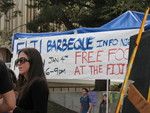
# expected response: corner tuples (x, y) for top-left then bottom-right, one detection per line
(12, 29), (138, 80)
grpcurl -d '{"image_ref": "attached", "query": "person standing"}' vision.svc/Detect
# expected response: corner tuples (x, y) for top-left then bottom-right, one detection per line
(99, 93), (107, 113)
(0, 60), (16, 113)
(13, 48), (49, 113)
(80, 88), (93, 113)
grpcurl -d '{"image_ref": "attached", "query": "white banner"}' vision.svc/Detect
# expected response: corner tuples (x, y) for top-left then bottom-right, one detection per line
(12, 29), (139, 80)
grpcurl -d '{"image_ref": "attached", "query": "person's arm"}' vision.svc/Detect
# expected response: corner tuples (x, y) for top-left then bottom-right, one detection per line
(0, 61), (16, 113)
(80, 104), (83, 113)
(0, 90), (16, 113)
(128, 84), (150, 113)
(87, 103), (93, 113)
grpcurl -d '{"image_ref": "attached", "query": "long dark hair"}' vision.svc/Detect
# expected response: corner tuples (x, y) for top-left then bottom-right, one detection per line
(19, 48), (45, 81)
(17, 48), (46, 97)
(8, 68), (17, 90)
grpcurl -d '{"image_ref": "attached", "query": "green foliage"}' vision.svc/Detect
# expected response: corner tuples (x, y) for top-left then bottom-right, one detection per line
(27, 0), (150, 32)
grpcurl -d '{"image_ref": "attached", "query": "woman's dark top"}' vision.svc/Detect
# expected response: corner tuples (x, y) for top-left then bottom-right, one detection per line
(99, 100), (106, 113)
(13, 77), (49, 113)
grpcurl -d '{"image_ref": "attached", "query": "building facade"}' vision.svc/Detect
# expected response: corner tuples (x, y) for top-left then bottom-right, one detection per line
(0, 0), (36, 35)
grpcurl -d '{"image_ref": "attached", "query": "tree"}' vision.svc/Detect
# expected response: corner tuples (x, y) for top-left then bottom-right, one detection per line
(107, 0), (150, 16)
(27, 0), (150, 32)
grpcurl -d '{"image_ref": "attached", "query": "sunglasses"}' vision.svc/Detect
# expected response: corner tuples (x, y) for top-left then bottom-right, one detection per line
(15, 57), (30, 66)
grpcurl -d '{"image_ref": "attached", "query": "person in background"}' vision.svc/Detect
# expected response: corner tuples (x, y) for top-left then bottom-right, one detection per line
(1, 69), (18, 113)
(99, 93), (107, 113)
(80, 88), (93, 113)
(0, 60), (16, 113)
(88, 89), (97, 107)
(13, 48), (49, 113)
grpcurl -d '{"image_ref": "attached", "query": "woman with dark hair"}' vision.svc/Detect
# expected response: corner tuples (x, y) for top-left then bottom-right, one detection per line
(99, 94), (107, 113)
(7, 69), (17, 91)
(80, 88), (93, 113)
(13, 48), (49, 113)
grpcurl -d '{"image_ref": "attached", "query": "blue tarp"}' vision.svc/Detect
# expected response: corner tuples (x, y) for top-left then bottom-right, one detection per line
(99, 10), (150, 31)
(13, 10), (150, 39)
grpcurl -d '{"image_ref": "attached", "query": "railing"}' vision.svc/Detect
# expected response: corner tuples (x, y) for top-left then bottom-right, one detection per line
(48, 82), (94, 92)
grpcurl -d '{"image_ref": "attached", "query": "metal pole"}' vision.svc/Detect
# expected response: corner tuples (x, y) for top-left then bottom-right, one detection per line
(106, 79), (109, 113)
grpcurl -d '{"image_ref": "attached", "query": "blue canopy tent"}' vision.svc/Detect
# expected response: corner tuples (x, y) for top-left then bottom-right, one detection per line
(99, 10), (150, 31)
(13, 10), (150, 40)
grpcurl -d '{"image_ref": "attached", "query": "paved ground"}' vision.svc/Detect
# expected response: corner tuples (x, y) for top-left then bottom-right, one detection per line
(48, 100), (77, 113)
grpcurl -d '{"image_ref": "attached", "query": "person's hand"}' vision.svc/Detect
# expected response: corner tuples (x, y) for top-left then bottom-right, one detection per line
(8, 110), (13, 113)
(8, 105), (17, 113)
(87, 112), (90, 113)
(124, 80), (134, 96)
